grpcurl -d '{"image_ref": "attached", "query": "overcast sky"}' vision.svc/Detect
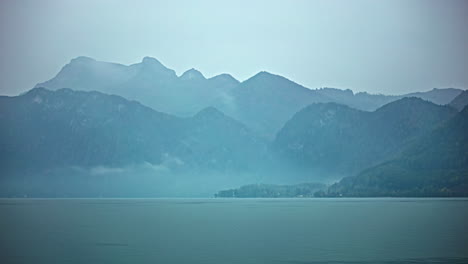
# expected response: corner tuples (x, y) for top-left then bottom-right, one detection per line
(0, 0), (467, 96)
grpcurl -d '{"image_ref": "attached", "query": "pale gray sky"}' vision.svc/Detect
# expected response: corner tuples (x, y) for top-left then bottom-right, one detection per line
(1, 0), (467, 96)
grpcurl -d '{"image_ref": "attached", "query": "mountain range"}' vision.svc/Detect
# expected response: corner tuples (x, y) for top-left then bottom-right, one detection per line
(36, 56), (464, 138)
(1, 56), (467, 197)
(0, 88), (266, 197)
(2, 87), (274, 169)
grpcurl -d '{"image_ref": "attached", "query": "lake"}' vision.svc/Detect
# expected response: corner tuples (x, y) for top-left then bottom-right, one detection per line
(1, 198), (467, 264)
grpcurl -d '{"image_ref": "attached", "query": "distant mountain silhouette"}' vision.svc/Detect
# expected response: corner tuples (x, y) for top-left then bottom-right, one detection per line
(36, 57), (239, 117)
(404, 88), (463, 105)
(315, 87), (464, 111)
(36, 57), (464, 138)
(315, 88), (398, 111)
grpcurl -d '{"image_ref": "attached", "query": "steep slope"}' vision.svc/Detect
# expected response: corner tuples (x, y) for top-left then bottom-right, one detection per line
(273, 97), (457, 175)
(324, 106), (468, 197)
(449, 90), (468, 111)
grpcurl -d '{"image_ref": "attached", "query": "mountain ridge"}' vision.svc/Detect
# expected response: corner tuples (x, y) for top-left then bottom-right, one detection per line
(321, 105), (468, 197)
(34, 56), (465, 138)
(273, 97), (457, 175)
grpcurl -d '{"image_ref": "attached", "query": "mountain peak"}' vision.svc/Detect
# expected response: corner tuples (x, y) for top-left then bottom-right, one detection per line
(140, 56), (170, 70)
(386, 96), (427, 105)
(135, 57), (176, 77)
(376, 97), (429, 111)
(248, 71), (295, 84)
(252, 71), (275, 79)
(70, 56), (96, 64)
(209, 73), (239, 83)
(242, 72), (279, 85)
(243, 71), (309, 93)
(208, 74), (240, 88)
(180, 68), (205, 80)
(374, 97), (456, 120)
(141, 56), (162, 65)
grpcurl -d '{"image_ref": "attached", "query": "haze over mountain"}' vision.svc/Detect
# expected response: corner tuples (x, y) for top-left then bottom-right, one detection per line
(0, 55), (466, 197)
(273, 98), (457, 175)
(0, 88), (267, 197)
(222, 72), (330, 138)
(36, 57), (464, 138)
(2, 83), (468, 197)
(322, 105), (468, 197)
(314, 88), (397, 111)
(36, 56), (240, 117)
(404, 88), (464, 105)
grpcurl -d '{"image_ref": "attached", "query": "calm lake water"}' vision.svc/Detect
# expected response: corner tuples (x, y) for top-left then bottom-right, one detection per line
(1, 198), (467, 264)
